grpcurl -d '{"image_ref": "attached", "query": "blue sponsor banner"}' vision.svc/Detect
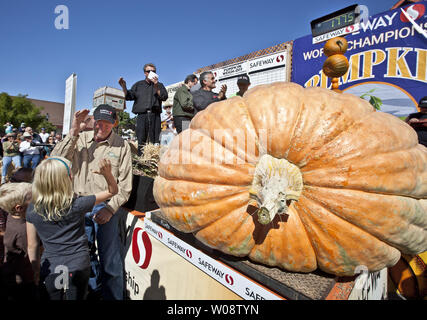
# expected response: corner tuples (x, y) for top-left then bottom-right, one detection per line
(291, 2), (427, 118)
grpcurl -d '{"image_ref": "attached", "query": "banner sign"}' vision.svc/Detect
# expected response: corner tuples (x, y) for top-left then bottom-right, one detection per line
(291, 2), (427, 118)
(125, 215), (242, 300)
(125, 213), (386, 300)
(247, 51), (287, 73)
(312, 23), (361, 44)
(217, 62), (248, 79)
(211, 51), (289, 97)
(212, 52), (288, 80)
(144, 218), (284, 300)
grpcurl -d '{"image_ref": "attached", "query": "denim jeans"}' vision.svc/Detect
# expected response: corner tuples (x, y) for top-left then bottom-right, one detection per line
(85, 203), (124, 300)
(2, 155), (22, 178)
(23, 154), (41, 169)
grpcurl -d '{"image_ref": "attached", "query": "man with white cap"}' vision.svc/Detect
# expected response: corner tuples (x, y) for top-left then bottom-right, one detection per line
(19, 131), (42, 169)
(19, 123), (26, 133)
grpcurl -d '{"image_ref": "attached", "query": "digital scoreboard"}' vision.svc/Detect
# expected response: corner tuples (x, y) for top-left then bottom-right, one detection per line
(310, 4), (361, 38)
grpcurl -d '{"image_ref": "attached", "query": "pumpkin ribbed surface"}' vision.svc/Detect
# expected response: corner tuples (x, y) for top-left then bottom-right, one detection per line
(323, 55), (349, 78)
(323, 37), (348, 57)
(153, 82), (427, 276)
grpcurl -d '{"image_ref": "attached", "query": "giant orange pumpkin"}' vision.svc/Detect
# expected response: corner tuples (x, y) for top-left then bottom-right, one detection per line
(153, 82), (427, 276)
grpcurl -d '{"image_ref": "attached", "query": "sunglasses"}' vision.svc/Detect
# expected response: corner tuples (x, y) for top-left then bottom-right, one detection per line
(145, 69), (156, 73)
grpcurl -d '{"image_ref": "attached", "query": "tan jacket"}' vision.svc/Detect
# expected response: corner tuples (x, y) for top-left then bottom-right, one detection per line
(51, 130), (133, 214)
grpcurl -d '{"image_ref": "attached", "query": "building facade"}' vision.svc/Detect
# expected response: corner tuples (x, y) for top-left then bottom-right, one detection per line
(28, 98), (65, 132)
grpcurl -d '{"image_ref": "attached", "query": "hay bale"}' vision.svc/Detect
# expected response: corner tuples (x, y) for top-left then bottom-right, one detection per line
(132, 143), (166, 178)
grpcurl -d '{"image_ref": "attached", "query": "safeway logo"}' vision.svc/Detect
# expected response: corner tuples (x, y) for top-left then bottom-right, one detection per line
(132, 228), (152, 269)
(276, 54), (284, 63)
(186, 249), (192, 259)
(346, 25), (355, 33)
(400, 4), (425, 22)
(225, 274), (234, 286)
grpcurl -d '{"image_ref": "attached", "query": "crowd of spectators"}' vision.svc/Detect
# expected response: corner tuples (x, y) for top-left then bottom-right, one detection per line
(0, 104), (130, 301)
(0, 126), (62, 184)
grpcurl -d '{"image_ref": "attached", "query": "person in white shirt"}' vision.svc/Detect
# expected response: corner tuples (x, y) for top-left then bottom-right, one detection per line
(39, 128), (49, 143)
(19, 132), (42, 169)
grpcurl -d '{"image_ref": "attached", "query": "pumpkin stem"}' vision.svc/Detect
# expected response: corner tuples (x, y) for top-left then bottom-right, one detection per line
(249, 154), (303, 225)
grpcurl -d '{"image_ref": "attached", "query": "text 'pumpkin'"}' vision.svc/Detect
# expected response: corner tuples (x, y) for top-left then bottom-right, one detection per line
(153, 82), (427, 276)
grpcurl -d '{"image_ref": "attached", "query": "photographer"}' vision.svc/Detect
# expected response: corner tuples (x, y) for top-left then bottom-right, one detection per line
(43, 136), (56, 157)
(19, 132), (42, 169)
(1, 133), (22, 184)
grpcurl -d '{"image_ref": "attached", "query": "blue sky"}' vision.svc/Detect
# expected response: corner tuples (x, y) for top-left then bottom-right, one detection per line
(0, 0), (397, 115)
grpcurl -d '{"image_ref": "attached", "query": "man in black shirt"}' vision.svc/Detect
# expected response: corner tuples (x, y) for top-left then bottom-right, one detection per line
(192, 71), (227, 113)
(119, 63), (168, 154)
(405, 96), (427, 147)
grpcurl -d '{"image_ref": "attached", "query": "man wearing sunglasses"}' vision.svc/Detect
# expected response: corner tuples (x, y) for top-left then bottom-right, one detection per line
(119, 63), (168, 155)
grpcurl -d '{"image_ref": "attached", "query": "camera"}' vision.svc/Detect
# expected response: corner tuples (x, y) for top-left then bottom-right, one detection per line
(30, 142), (54, 149)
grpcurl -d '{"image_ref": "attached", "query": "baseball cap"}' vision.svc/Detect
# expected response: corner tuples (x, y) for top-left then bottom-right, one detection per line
(418, 96), (427, 109)
(93, 104), (117, 124)
(23, 132), (32, 138)
(237, 74), (250, 84)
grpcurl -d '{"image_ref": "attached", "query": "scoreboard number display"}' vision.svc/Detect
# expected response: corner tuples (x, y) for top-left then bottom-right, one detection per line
(310, 4), (369, 44)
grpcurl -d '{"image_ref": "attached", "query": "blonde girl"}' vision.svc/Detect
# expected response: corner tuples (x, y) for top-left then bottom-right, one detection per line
(26, 156), (118, 300)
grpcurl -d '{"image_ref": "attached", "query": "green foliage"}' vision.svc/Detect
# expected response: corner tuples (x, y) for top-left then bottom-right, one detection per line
(360, 89), (383, 111)
(0, 92), (57, 134)
(117, 110), (135, 135)
(37, 119), (57, 133)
